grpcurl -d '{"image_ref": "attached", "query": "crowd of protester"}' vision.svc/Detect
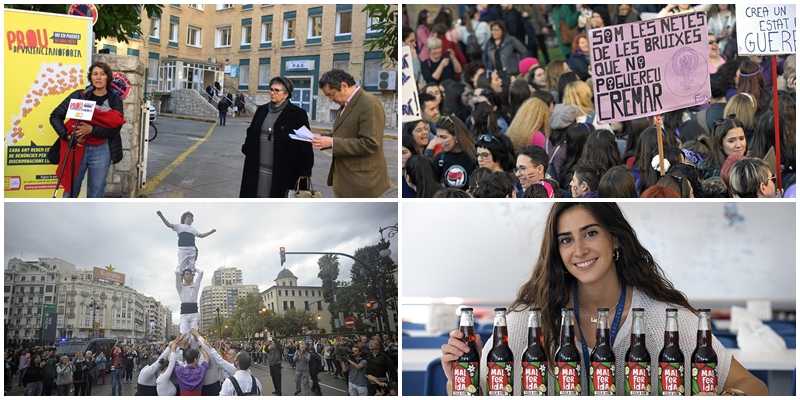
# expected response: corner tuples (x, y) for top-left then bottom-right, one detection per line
(402, 4), (795, 198)
(4, 332), (397, 396)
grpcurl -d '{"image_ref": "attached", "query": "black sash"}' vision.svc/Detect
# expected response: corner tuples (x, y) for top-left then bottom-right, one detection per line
(180, 303), (198, 314)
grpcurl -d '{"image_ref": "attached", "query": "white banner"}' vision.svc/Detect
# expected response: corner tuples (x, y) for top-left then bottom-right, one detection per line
(737, 5), (796, 55)
(400, 45), (421, 123)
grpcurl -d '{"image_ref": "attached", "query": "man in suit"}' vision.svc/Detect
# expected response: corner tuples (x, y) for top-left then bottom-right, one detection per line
(312, 69), (390, 197)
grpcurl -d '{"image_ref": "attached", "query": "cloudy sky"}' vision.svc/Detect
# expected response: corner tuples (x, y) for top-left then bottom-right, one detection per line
(5, 202), (397, 320)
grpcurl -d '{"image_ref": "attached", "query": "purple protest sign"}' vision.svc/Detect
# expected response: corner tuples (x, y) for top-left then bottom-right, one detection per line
(589, 11), (711, 123)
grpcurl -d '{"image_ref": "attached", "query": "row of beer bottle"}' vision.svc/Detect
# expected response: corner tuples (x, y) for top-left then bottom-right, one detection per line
(452, 307), (718, 396)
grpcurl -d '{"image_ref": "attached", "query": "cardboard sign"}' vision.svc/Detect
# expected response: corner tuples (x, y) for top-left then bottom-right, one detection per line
(66, 99), (96, 121)
(737, 5), (796, 55)
(4, 9), (93, 197)
(589, 12), (711, 123)
(400, 45), (422, 123)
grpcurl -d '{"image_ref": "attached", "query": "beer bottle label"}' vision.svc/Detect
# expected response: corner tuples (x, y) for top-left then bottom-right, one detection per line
(521, 360), (547, 395)
(624, 361), (651, 395)
(487, 361), (513, 396)
(452, 361), (480, 396)
(589, 361), (616, 395)
(658, 362), (685, 396)
(691, 362), (718, 395)
(554, 361), (581, 395)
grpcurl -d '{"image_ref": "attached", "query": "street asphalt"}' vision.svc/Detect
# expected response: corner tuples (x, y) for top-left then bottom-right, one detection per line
(141, 115), (398, 198)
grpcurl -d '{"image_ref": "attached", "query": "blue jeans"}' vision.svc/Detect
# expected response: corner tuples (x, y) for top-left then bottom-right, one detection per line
(110, 368), (122, 396)
(64, 143), (111, 197)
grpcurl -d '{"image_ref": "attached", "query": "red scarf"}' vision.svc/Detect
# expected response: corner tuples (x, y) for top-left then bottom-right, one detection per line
(56, 107), (125, 194)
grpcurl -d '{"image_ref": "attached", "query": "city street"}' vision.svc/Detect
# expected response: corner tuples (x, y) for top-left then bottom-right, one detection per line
(141, 115), (398, 198)
(5, 361), (347, 396)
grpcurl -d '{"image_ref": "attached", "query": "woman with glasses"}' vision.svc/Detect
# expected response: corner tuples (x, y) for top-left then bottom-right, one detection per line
(475, 134), (514, 173)
(433, 115), (476, 190)
(707, 34), (726, 74)
(239, 77), (314, 197)
(728, 158), (777, 198)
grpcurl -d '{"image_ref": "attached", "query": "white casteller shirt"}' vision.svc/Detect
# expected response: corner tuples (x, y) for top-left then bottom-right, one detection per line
(219, 370), (263, 396)
(478, 288), (731, 395)
(176, 270), (203, 305)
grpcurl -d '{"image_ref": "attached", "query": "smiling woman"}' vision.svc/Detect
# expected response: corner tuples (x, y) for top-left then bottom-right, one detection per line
(438, 202), (769, 396)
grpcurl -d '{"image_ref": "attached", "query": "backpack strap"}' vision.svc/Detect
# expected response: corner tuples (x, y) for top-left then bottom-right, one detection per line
(249, 376), (260, 395)
(228, 376), (244, 396)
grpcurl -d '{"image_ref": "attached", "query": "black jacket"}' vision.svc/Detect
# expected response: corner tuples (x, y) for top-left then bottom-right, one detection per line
(239, 102), (314, 197)
(49, 88), (124, 163)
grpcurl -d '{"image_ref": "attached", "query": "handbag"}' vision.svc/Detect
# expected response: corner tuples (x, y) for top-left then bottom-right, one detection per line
(47, 137), (61, 164)
(287, 176), (322, 198)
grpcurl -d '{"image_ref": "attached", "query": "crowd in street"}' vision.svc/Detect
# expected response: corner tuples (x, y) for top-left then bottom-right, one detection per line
(402, 4), (795, 198)
(4, 332), (397, 396)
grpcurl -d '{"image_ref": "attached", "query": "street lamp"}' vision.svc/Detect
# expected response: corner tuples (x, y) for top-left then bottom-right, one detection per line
(376, 223), (398, 334)
(216, 307), (221, 339)
(88, 295), (101, 339)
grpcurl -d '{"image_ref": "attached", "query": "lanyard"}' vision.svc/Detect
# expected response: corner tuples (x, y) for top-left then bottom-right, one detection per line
(572, 281), (627, 377)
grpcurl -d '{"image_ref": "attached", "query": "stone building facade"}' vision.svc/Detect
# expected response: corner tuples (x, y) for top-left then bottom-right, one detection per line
(4, 258), (170, 344)
(260, 268), (332, 333)
(97, 4), (397, 128)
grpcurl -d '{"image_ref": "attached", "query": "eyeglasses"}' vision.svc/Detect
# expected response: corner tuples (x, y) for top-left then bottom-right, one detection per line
(477, 134), (500, 144)
(476, 151), (492, 159)
(769, 175), (777, 184)
(270, 88), (284, 93)
(708, 40), (718, 45)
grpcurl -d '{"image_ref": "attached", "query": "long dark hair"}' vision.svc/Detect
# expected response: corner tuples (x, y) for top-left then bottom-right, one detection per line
(510, 203), (693, 361)
(416, 9), (430, 28)
(405, 155), (441, 198)
(577, 129), (621, 176)
(709, 117), (747, 168)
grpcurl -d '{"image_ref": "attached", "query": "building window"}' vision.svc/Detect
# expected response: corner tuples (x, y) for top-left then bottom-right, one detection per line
(307, 8), (322, 45)
(317, 301), (322, 311)
(216, 26), (231, 47)
(291, 290), (295, 296)
(187, 26), (202, 47)
(239, 60), (249, 89)
(149, 16), (160, 39)
(258, 58), (270, 90)
(304, 301), (309, 311)
(216, 4), (234, 10)
(260, 19), (272, 46)
(283, 12), (296, 44)
(336, 8), (352, 36)
(241, 21), (252, 47)
(169, 17), (179, 45)
(363, 52), (384, 91)
(189, 4), (203, 10)
(101, 44), (117, 54)
(367, 15), (381, 34)
(290, 301), (295, 309)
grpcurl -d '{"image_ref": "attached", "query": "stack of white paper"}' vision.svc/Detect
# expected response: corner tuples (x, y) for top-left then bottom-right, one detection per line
(289, 126), (315, 142)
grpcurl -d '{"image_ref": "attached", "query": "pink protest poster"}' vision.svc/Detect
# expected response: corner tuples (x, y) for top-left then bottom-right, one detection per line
(590, 12), (711, 123)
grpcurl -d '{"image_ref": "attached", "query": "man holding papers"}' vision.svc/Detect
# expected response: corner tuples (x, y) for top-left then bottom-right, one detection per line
(313, 69), (390, 197)
(239, 77), (314, 197)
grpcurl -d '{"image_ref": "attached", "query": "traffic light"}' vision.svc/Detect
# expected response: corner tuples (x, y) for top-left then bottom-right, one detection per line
(280, 247), (286, 266)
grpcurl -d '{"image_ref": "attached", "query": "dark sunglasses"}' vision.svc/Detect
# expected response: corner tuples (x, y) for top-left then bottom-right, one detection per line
(477, 134), (500, 144)
(270, 87), (284, 93)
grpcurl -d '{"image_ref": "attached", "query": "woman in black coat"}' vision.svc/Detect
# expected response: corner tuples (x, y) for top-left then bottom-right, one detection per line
(240, 77), (314, 197)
